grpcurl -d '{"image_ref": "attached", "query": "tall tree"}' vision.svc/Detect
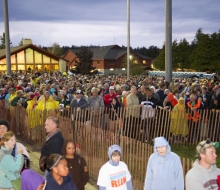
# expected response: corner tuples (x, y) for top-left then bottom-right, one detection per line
(47, 42), (63, 56)
(75, 46), (95, 75)
(190, 28), (213, 71)
(153, 44), (165, 70)
(172, 39), (191, 71)
(0, 32), (12, 49)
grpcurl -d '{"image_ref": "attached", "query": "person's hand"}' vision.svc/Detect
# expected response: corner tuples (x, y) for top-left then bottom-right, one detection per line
(139, 104), (143, 107)
(77, 107), (81, 111)
(17, 145), (23, 155)
(17, 103), (22, 106)
(191, 107), (196, 112)
(37, 182), (45, 190)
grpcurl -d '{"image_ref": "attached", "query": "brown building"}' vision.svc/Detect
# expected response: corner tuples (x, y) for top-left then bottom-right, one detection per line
(63, 45), (153, 75)
(0, 40), (66, 73)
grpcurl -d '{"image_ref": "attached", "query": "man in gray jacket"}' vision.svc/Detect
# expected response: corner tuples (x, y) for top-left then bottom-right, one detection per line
(186, 140), (220, 190)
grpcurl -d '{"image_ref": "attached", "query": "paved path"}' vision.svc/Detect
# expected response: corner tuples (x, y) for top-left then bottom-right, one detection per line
(18, 137), (98, 190)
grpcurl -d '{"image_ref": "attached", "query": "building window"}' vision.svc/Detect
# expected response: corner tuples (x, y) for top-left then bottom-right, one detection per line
(26, 48), (33, 63)
(109, 61), (115, 65)
(143, 60), (146, 64)
(0, 64), (6, 70)
(133, 60), (139, 64)
(43, 55), (50, 63)
(17, 65), (25, 70)
(97, 60), (100, 65)
(0, 58), (6, 64)
(17, 51), (25, 63)
(122, 68), (125, 70)
(11, 65), (16, 70)
(110, 68), (114, 71)
(51, 58), (58, 64)
(34, 51), (42, 63)
(11, 54), (16, 64)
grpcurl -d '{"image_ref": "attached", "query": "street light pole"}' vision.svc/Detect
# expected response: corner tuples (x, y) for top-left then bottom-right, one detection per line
(3, 0), (11, 75)
(165, 0), (172, 82)
(127, 0), (130, 79)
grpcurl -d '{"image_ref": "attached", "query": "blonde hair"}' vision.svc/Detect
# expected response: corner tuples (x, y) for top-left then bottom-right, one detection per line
(0, 131), (15, 148)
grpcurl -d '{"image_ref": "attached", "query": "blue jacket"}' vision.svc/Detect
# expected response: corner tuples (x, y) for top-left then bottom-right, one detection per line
(45, 172), (77, 190)
(0, 146), (24, 188)
(144, 137), (184, 190)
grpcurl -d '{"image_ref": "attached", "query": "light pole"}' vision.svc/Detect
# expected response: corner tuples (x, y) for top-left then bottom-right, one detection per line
(165, 0), (172, 82)
(127, 0), (130, 79)
(3, 0), (11, 75)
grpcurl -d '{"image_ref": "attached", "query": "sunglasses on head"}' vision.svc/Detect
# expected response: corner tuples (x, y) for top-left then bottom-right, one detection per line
(200, 139), (219, 150)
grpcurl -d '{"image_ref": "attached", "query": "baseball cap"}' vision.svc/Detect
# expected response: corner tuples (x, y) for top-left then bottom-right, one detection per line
(196, 140), (219, 155)
(76, 89), (83, 94)
(109, 86), (115, 90)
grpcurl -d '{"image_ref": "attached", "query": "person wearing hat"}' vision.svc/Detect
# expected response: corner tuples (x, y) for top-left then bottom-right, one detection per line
(88, 87), (104, 109)
(185, 140), (220, 190)
(88, 87), (105, 125)
(144, 137), (184, 190)
(103, 86), (117, 107)
(70, 90), (88, 112)
(97, 144), (133, 190)
(6, 88), (16, 103)
(209, 96), (220, 110)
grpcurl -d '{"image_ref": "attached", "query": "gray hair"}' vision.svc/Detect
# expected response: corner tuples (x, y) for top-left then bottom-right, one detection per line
(46, 116), (59, 127)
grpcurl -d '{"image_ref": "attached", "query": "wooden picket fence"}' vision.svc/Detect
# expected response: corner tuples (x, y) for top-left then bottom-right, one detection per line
(2, 100), (219, 189)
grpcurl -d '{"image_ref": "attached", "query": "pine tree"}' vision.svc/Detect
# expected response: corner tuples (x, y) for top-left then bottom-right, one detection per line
(75, 46), (95, 75)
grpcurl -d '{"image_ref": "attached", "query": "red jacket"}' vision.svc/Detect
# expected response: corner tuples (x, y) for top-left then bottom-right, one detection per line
(103, 93), (117, 107)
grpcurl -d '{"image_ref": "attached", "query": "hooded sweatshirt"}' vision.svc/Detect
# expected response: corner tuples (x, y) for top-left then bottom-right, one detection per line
(144, 137), (184, 190)
(97, 144), (132, 190)
(44, 172), (77, 190)
(185, 159), (220, 190)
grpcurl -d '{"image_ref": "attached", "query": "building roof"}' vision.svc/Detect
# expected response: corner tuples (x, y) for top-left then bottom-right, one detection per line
(69, 45), (121, 60)
(0, 44), (66, 61)
(69, 45), (152, 61)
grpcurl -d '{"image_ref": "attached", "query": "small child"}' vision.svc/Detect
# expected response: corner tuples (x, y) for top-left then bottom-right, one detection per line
(97, 144), (133, 190)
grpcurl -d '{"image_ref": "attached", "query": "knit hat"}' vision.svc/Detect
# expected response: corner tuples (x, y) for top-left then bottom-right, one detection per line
(0, 120), (10, 131)
(108, 144), (122, 159)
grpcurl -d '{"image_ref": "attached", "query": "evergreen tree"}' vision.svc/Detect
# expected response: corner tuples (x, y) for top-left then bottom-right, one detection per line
(75, 46), (95, 75)
(0, 32), (12, 49)
(153, 44), (165, 70)
(190, 28), (213, 71)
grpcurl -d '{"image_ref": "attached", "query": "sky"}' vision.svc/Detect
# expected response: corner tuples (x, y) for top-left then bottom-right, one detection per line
(0, 0), (220, 49)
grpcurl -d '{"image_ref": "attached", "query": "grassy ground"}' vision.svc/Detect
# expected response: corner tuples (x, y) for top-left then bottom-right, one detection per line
(171, 145), (220, 168)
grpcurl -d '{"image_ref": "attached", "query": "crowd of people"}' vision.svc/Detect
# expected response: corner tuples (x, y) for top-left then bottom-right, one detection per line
(0, 70), (220, 189)
(0, 71), (220, 141)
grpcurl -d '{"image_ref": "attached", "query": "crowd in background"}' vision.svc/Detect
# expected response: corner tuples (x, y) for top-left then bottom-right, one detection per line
(0, 70), (220, 140)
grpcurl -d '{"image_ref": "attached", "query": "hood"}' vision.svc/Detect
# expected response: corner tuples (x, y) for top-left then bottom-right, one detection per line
(108, 144), (122, 159)
(21, 169), (44, 190)
(154, 137), (171, 156)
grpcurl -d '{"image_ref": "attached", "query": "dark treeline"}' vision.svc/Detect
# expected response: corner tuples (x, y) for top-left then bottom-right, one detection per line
(153, 28), (220, 72)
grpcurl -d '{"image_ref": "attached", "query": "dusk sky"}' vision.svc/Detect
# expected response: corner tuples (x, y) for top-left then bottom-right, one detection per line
(0, 0), (219, 49)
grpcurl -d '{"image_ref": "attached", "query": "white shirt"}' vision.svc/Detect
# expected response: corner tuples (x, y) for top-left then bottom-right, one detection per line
(97, 161), (131, 190)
